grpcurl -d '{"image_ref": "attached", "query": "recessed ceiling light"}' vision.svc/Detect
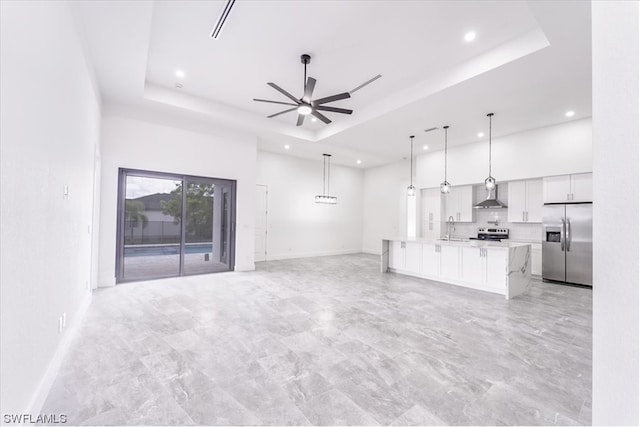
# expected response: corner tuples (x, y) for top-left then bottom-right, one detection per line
(284, 144), (290, 150)
(356, 160), (362, 164)
(175, 70), (185, 79)
(565, 110), (575, 117)
(423, 145), (429, 150)
(477, 132), (485, 138)
(311, 117), (317, 122)
(464, 31), (476, 42)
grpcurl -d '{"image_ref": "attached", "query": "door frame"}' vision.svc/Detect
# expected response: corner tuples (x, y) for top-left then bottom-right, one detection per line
(115, 168), (236, 283)
(255, 184), (268, 262)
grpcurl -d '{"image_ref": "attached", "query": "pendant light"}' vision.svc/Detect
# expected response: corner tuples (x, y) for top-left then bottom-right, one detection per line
(315, 154), (337, 204)
(440, 125), (451, 194)
(484, 113), (496, 190)
(407, 135), (416, 196)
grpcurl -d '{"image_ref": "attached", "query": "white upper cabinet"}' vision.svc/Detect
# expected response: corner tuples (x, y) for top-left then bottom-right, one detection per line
(444, 185), (474, 223)
(543, 173), (592, 203)
(508, 179), (542, 223)
(570, 173), (593, 202)
(421, 188), (442, 238)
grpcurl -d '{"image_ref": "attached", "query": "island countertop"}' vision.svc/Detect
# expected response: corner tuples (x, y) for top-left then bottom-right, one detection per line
(381, 237), (531, 299)
(382, 236), (532, 249)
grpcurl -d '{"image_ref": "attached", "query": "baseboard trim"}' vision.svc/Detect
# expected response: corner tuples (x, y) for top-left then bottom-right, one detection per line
(361, 249), (381, 256)
(260, 249), (363, 262)
(26, 292), (92, 415)
(235, 262), (255, 272)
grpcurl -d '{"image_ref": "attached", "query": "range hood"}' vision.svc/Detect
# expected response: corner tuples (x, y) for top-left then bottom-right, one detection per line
(474, 185), (507, 209)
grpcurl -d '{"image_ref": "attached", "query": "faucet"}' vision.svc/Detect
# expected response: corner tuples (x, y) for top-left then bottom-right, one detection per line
(446, 216), (455, 241)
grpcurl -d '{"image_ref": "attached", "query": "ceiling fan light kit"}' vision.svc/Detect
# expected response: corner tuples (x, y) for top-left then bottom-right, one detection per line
(315, 154), (337, 204)
(254, 54), (381, 127)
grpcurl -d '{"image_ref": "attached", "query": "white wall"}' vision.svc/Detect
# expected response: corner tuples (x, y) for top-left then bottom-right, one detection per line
(417, 118), (593, 188)
(98, 113), (257, 286)
(0, 1), (99, 414)
(361, 160), (411, 254)
(256, 151), (364, 260)
(592, 2), (639, 425)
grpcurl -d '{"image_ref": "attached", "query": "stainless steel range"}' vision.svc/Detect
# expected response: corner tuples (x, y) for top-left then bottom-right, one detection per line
(469, 227), (509, 241)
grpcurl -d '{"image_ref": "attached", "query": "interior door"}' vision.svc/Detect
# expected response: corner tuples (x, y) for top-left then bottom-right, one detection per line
(255, 185), (268, 262)
(565, 204), (593, 286)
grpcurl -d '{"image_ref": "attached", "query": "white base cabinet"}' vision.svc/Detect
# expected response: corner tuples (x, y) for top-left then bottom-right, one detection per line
(384, 239), (531, 300)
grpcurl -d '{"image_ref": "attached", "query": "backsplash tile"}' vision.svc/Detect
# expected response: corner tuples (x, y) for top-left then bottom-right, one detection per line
(449, 184), (542, 242)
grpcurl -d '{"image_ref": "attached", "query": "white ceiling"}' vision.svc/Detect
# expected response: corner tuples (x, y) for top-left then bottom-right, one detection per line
(72, 0), (591, 168)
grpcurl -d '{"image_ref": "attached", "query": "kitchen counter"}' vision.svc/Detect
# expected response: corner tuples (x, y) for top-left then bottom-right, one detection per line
(382, 236), (532, 248)
(381, 237), (531, 299)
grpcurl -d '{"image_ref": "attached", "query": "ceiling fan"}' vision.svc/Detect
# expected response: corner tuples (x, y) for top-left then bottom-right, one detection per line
(253, 54), (381, 126)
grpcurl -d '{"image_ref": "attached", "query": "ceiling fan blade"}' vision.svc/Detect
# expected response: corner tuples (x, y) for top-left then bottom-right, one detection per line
(349, 74), (382, 94)
(313, 92), (351, 105)
(296, 114), (305, 126)
(303, 77), (316, 102)
(253, 98), (298, 106)
(311, 110), (331, 124)
(267, 82), (300, 104)
(267, 107), (297, 118)
(315, 106), (353, 115)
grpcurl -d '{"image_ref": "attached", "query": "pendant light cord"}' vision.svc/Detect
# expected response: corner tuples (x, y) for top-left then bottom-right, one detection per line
(327, 156), (331, 195)
(409, 136), (414, 187)
(488, 113), (493, 177)
(443, 126), (449, 181)
(323, 154), (326, 196)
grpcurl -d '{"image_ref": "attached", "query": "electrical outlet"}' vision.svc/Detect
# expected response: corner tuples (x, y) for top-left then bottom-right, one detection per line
(58, 317), (63, 333)
(62, 312), (66, 328)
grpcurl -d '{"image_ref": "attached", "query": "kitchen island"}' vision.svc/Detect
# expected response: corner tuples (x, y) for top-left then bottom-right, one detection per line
(382, 237), (531, 299)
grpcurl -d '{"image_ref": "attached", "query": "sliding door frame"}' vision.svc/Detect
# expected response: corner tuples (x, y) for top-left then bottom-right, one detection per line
(115, 167), (236, 284)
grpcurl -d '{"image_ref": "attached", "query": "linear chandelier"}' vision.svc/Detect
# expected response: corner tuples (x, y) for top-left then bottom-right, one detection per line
(315, 154), (337, 204)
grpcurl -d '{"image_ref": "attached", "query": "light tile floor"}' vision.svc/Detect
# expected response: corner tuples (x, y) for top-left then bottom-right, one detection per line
(42, 254), (592, 425)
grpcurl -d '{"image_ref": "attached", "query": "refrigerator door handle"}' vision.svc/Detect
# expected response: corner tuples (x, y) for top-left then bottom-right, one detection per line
(560, 218), (566, 252)
(566, 219), (571, 252)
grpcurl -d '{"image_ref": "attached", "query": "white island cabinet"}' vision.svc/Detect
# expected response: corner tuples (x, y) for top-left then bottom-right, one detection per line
(382, 238), (531, 300)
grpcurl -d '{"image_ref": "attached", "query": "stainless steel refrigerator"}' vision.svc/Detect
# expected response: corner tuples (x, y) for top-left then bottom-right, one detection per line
(542, 203), (593, 286)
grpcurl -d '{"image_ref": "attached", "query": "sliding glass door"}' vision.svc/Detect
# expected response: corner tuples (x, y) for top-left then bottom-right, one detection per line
(116, 169), (236, 283)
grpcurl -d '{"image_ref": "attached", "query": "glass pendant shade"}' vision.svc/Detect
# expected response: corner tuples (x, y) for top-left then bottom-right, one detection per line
(441, 126), (451, 194)
(485, 176), (496, 190)
(407, 135), (416, 197)
(484, 113), (496, 191)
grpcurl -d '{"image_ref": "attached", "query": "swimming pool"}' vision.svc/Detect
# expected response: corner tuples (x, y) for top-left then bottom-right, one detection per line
(124, 243), (213, 257)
